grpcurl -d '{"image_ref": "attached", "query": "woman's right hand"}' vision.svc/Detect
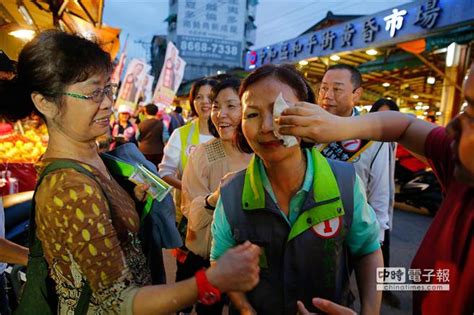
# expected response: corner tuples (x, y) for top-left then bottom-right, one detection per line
(206, 241), (260, 293)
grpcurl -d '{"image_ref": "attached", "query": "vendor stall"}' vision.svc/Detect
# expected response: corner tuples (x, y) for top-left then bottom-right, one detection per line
(0, 0), (121, 60)
(0, 120), (47, 195)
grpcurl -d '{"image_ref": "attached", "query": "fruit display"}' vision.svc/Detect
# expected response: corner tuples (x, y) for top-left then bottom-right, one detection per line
(0, 125), (47, 163)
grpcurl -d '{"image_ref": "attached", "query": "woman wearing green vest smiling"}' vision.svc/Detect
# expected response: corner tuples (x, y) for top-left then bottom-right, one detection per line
(210, 64), (383, 315)
(158, 78), (217, 190)
(158, 78), (217, 314)
(158, 78), (217, 224)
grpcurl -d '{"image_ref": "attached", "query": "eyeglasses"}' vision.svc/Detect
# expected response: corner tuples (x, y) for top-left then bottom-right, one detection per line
(61, 84), (117, 103)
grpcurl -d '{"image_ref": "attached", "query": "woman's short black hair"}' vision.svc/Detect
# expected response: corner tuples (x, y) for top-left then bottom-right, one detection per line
(189, 78), (218, 117)
(370, 98), (400, 113)
(208, 78), (241, 138)
(235, 64), (315, 154)
(0, 30), (112, 122)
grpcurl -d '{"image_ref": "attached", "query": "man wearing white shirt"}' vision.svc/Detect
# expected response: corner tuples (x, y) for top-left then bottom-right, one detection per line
(316, 64), (391, 247)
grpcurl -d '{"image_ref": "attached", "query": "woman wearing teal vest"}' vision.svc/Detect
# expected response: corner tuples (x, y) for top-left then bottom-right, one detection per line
(210, 64), (383, 315)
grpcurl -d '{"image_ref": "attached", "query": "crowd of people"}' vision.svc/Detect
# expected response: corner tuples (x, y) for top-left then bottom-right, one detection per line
(0, 30), (472, 315)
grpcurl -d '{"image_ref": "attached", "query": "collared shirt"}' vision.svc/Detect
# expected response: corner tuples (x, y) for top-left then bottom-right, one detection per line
(257, 148), (313, 226)
(211, 148), (380, 260)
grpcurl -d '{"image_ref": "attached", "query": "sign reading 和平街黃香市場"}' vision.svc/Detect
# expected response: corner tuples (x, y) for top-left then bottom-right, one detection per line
(245, 0), (474, 70)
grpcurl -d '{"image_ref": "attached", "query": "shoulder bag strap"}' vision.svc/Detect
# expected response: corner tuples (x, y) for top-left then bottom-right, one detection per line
(32, 160), (111, 315)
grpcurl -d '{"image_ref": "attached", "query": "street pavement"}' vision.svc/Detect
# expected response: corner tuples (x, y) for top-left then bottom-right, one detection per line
(163, 208), (434, 314)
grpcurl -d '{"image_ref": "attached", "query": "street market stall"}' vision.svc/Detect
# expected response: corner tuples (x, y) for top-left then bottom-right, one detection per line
(0, 119), (47, 195)
(0, 0), (121, 60)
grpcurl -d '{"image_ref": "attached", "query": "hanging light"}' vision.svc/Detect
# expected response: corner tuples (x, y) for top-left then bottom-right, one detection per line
(426, 76), (436, 84)
(382, 82), (390, 87)
(298, 60), (309, 66)
(366, 49), (378, 56)
(9, 29), (35, 41)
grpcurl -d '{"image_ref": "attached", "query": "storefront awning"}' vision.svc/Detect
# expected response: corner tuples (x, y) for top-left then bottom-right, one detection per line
(358, 52), (423, 74)
(426, 26), (474, 51)
(0, 0), (120, 60)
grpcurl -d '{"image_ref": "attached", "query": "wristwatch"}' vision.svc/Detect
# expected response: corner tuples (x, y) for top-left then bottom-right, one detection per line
(195, 269), (221, 305)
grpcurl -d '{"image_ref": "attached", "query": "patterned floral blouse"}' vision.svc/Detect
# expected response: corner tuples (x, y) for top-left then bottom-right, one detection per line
(34, 159), (150, 314)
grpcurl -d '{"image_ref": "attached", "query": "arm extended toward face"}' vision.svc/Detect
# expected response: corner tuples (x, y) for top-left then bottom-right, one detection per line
(278, 103), (437, 157)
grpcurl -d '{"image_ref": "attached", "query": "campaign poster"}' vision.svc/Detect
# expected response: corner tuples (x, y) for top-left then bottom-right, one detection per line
(116, 58), (151, 110)
(152, 42), (186, 108)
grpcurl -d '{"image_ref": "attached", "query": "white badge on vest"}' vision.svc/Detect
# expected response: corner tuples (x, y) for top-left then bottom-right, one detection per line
(341, 139), (362, 152)
(311, 216), (342, 239)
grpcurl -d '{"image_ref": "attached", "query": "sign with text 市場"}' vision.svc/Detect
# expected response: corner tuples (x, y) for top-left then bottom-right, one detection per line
(245, 0), (474, 70)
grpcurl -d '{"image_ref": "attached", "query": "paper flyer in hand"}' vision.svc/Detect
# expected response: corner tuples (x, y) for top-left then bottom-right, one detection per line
(129, 164), (171, 202)
(273, 92), (298, 147)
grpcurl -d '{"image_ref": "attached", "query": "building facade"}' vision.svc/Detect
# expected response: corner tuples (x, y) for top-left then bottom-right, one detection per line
(157, 0), (258, 81)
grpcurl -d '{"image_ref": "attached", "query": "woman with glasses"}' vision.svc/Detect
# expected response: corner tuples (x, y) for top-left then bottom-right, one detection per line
(0, 30), (259, 314)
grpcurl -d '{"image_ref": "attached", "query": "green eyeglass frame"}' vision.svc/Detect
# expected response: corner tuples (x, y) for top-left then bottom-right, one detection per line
(62, 83), (117, 103)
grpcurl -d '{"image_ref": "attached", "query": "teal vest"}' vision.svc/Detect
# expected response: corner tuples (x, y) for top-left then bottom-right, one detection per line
(220, 149), (355, 315)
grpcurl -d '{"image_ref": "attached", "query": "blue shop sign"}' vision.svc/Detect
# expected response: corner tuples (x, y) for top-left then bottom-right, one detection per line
(245, 0), (474, 70)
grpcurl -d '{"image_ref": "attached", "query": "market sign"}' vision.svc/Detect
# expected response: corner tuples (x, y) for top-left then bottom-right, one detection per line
(245, 0), (474, 70)
(177, 0), (246, 66)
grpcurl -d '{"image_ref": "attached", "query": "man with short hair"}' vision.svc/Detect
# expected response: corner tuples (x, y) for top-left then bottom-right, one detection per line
(317, 64), (391, 248)
(137, 104), (165, 166)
